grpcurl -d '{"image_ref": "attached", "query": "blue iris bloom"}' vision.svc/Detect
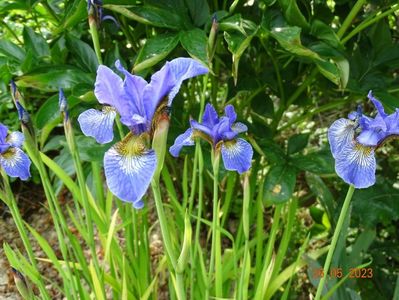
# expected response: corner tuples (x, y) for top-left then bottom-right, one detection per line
(78, 58), (208, 208)
(328, 91), (398, 188)
(170, 103), (253, 174)
(0, 123), (31, 180)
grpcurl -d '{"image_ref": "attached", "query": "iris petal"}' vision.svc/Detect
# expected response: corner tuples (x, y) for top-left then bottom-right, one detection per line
(78, 107), (116, 144)
(190, 120), (212, 137)
(104, 134), (157, 206)
(166, 58), (209, 105)
(115, 60), (148, 126)
(6, 131), (24, 148)
(0, 123), (8, 142)
(335, 141), (376, 188)
(232, 122), (248, 134)
(0, 147), (31, 180)
(202, 103), (219, 127)
(143, 58), (208, 123)
(224, 105), (237, 125)
(356, 129), (385, 146)
(94, 65), (128, 114)
(169, 128), (194, 157)
(327, 118), (356, 158)
(221, 138), (253, 174)
(368, 91), (387, 118)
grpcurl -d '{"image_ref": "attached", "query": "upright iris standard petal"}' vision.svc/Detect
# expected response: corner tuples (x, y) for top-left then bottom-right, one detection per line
(94, 65), (128, 114)
(0, 147), (31, 180)
(6, 131), (24, 148)
(0, 123), (8, 141)
(166, 58), (209, 105)
(143, 58), (208, 123)
(169, 128), (194, 157)
(202, 103), (219, 127)
(224, 105), (237, 125)
(335, 142), (376, 188)
(367, 91), (387, 118)
(328, 118), (356, 158)
(232, 122), (248, 133)
(221, 138), (253, 174)
(78, 107), (116, 144)
(104, 134), (157, 206)
(115, 60), (148, 128)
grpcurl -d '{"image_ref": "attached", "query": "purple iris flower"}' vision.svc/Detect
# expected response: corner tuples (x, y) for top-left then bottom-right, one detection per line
(78, 58), (208, 208)
(0, 123), (31, 180)
(328, 91), (398, 188)
(170, 103), (253, 174)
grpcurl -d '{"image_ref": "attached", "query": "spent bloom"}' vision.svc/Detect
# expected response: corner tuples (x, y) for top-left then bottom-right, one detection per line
(78, 58), (208, 208)
(170, 103), (253, 173)
(328, 91), (399, 188)
(0, 123), (31, 180)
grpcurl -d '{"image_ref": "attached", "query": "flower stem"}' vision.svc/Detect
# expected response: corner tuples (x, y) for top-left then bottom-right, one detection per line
(314, 184), (355, 300)
(337, 0), (366, 38)
(208, 150), (223, 297)
(151, 181), (186, 300)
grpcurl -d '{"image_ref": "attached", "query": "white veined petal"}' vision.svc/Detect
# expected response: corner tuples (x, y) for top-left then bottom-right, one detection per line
(104, 134), (157, 206)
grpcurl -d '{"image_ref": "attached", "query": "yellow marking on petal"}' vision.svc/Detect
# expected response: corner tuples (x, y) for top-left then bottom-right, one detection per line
(115, 132), (149, 157)
(102, 106), (116, 114)
(1, 147), (16, 159)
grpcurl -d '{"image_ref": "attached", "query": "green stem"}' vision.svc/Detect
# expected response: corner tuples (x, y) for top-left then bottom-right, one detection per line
(314, 185), (355, 300)
(41, 1), (60, 23)
(91, 161), (105, 208)
(341, 4), (399, 44)
(208, 150), (223, 297)
(88, 14), (103, 65)
(337, 0), (367, 38)
(151, 181), (186, 300)
(264, 204), (282, 269)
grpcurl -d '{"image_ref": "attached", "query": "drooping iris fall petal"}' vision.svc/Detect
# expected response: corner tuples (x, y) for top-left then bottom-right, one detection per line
(78, 107), (116, 144)
(0, 147), (31, 180)
(221, 138), (253, 174)
(103, 133), (157, 206)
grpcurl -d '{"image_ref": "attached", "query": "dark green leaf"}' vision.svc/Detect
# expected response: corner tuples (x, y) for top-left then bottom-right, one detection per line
(134, 33), (179, 72)
(184, 0), (209, 26)
(287, 133), (309, 154)
(180, 29), (208, 65)
(104, 4), (185, 29)
(57, 0), (87, 34)
(277, 0), (308, 28)
(270, 26), (322, 61)
(23, 27), (50, 58)
(310, 20), (342, 50)
(35, 94), (81, 129)
(291, 149), (335, 174)
(352, 181), (399, 228)
(264, 164), (296, 204)
(66, 34), (99, 73)
(16, 66), (93, 92)
(0, 40), (26, 61)
(305, 172), (336, 228)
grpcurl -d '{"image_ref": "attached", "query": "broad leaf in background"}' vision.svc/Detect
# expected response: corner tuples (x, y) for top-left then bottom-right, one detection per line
(134, 33), (179, 72)
(23, 27), (50, 59)
(352, 181), (399, 228)
(264, 164), (296, 204)
(223, 16), (257, 83)
(287, 133), (309, 155)
(180, 29), (208, 66)
(66, 34), (99, 73)
(306, 173), (336, 228)
(16, 66), (93, 92)
(278, 0), (308, 28)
